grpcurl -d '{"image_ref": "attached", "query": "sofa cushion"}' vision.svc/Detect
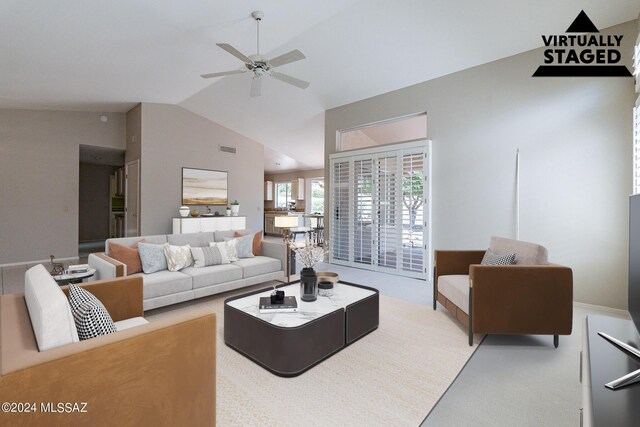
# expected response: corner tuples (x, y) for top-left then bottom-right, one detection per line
(191, 245), (226, 268)
(167, 232), (215, 247)
(138, 270), (192, 299)
(106, 235), (167, 255)
(481, 250), (516, 266)
(489, 236), (548, 265)
(138, 243), (169, 274)
(164, 244), (194, 271)
(233, 256), (282, 279)
(68, 284), (117, 340)
(108, 240), (145, 275)
(181, 264), (243, 289)
(438, 275), (470, 314)
(24, 264), (79, 351)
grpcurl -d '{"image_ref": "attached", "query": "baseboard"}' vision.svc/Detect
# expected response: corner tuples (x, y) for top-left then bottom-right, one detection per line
(0, 256), (79, 269)
(573, 301), (630, 319)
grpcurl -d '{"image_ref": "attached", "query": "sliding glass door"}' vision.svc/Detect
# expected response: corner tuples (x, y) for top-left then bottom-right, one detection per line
(329, 141), (430, 280)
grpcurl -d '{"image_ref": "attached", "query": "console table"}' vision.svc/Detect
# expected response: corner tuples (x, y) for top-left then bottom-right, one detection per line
(581, 315), (640, 426)
(172, 216), (246, 234)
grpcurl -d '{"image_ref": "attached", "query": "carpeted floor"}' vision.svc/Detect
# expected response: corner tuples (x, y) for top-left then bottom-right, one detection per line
(146, 282), (481, 427)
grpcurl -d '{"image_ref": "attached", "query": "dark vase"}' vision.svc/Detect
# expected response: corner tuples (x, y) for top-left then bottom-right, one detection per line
(300, 267), (318, 302)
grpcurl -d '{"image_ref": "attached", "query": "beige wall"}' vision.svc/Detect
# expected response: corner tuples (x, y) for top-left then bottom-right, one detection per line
(125, 103), (141, 163)
(325, 21), (637, 310)
(138, 103), (265, 235)
(0, 109), (125, 264)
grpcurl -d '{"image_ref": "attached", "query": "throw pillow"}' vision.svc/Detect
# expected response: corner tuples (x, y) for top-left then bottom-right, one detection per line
(481, 249), (516, 266)
(235, 233), (255, 259)
(209, 242), (231, 264)
(191, 245), (228, 267)
(67, 284), (117, 341)
(138, 243), (169, 274)
(164, 244), (194, 272)
(223, 238), (239, 262)
(235, 230), (262, 255)
(253, 232), (263, 256)
(108, 240), (145, 275)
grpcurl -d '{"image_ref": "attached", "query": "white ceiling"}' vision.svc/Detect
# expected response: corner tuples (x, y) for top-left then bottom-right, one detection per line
(2, 0), (639, 173)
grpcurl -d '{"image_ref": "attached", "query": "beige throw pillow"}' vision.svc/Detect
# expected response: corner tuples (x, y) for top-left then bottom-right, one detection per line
(164, 244), (194, 271)
(209, 242), (231, 264)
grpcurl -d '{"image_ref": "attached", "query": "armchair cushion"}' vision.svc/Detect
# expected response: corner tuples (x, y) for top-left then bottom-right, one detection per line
(489, 236), (548, 265)
(438, 275), (470, 314)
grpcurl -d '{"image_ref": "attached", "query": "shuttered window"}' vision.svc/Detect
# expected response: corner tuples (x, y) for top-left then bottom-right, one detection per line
(331, 161), (350, 261)
(329, 141), (430, 280)
(635, 100), (640, 195)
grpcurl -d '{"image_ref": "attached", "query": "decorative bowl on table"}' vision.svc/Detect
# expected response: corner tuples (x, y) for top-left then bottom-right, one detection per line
(316, 272), (339, 284)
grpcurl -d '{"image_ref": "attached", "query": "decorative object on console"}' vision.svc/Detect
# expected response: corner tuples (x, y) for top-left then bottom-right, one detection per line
(226, 206), (231, 216)
(179, 206), (190, 217)
(190, 209), (200, 217)
(68, 284), (117, 341)
(230, 200), (240, 216)
(274, 215), (299, 284)
(49, 255), (64, 276)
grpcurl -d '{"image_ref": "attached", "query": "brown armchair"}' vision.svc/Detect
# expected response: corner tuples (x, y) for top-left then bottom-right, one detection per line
(433, 237), (573, 347)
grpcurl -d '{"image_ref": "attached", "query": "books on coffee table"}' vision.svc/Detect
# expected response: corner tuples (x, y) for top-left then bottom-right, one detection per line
(259, 296), (298, 314)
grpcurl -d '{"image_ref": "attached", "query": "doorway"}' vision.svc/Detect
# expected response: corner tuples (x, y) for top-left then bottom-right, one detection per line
(78, 145), (125, 259)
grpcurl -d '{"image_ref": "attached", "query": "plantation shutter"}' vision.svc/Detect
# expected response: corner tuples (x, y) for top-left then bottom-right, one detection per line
(353, 158), (374, 265)
(375, 155), (398, 270)
(401, 152), (425, 273)
(331, 160), (350, 261)
(634, 98), (640, 195)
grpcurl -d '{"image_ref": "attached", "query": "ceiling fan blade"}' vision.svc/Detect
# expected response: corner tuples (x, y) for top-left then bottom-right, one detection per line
(216, 43), (253, 64)
(271, 72), (310, 90)
(269, 49), (306, 68)
(250, 77), (262, 97)
(200, 69), (245, 79)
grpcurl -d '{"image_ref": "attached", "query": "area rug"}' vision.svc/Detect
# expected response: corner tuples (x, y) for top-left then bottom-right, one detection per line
(146, 284), (480, 426)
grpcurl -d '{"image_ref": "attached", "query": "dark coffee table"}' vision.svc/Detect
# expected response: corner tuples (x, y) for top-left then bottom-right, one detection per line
(224, 280), (379, 377)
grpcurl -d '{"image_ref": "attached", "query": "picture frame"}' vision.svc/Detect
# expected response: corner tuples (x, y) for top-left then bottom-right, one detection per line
(181, 167), (228, 205)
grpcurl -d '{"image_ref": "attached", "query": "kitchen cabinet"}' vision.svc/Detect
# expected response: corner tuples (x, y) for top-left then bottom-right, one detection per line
(264, 213), (305, 236)
(291, 178), (305, 200)
(264, 180), (273, 201)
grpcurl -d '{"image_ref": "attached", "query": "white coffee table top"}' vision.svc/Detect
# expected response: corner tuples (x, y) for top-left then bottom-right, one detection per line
(51, 268), (96, 283)
(226, 282), (376, 328)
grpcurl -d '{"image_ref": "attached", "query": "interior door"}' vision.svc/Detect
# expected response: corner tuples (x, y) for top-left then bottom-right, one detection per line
(125, 159), (140, 237)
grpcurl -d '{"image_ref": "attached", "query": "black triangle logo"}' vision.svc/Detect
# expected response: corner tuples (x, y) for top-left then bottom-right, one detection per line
(566, 10), (599, 33)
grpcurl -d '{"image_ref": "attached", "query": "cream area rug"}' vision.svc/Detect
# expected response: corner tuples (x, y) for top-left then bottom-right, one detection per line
(146, 284), (480, 427)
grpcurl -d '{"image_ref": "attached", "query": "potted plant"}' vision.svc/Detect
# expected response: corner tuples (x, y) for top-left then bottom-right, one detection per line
(230, 200), (240, 216)
(226, 206), (231, 216)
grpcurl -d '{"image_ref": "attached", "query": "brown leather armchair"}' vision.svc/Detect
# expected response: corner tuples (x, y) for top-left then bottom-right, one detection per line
(0, 276), (216, 426)
(433, 237), (573, 347)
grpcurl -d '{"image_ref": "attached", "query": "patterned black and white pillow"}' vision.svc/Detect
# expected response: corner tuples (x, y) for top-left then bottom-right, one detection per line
(68, 284), (117, 341)
(481, 250), (516, 266)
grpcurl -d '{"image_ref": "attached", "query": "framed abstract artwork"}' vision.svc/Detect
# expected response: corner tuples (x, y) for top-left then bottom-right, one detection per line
(181, 167), (228, 205)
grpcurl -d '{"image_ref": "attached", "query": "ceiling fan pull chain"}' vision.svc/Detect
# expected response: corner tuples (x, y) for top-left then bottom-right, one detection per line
(256, 15), (260, 55)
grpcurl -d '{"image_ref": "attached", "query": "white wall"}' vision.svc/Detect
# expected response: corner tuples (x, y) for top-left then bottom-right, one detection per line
(139, 103), (265, 235)
(325, 21), (637, 310)
(0, 109), (125, 264)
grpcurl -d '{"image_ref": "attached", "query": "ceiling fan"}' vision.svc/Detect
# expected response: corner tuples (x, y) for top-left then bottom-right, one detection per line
(201, 10), (310, 97)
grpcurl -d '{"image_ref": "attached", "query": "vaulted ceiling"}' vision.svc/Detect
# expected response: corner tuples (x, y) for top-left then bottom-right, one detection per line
(1, 0), (639, 172)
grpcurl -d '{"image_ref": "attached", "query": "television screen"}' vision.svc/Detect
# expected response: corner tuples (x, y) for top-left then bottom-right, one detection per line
(182, 167), (228, 205)
(630, 194), (640, 333)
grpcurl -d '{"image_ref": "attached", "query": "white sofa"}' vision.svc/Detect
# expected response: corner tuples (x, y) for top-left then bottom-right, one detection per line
(89, 230), (286, 310)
